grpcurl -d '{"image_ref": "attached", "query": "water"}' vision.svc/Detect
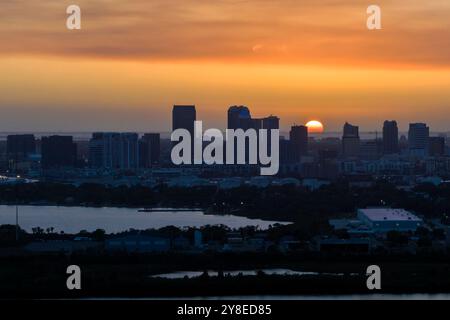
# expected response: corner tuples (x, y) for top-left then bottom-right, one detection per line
(0, 205), (290, 233)
(183, 294), (450, 300)
(93, 294), (450, 300)
(151, 269), (321, 279)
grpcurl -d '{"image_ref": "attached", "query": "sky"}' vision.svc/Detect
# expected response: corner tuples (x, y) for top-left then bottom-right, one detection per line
(0, 0), (449, 132)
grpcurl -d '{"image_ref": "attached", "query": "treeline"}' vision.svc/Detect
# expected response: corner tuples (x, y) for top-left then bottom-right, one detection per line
(3, 253), (450, 298)
(0, 181), (449, 226)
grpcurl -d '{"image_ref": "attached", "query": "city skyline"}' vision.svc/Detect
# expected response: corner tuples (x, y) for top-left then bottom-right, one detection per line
(0, 1), (449, 132)
(0, 107), (448, 137)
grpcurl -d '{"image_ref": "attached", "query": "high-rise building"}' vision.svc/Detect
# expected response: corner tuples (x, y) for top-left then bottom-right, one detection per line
(429, 136), (445, 157)
(289, 125), (308, 162)
(88, 132), (139, 169)
(119, 133), (140, 169)
(41, 135), (77, 168)
(382, 120), (399, 155)
(173, 105), (196, 161)
(408, 123), (429, 157)
(226, 106), (279, 163)
(262, 116), (279, 130)
(139, 133), (161, 167)
(173, 105), (196, 135)
(262, 116), (279, 155)
(227, 106), (252, 130)
(6, 134), (36, 164)
(360, 140), (381, 160)
(342, 122), (360, 158)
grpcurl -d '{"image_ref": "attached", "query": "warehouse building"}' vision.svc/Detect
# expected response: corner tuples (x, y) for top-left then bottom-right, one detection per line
(357, 208), (423, 232)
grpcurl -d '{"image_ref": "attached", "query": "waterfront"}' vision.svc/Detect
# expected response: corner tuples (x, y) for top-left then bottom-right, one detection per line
(150, 269), (323, 279)
(0, 205), (290, 233)
(175, 293), (450, 300)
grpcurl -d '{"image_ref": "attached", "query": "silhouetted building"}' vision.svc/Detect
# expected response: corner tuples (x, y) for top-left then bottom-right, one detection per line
(318, 149), (339, 180)
(173, 105), (196, 160)
(173, 105), (196, 135)
(41, 135), (77, 168)
(89, 132), (120, 168)
(226, 106), (278, 163)
(262, 116), (279, 130)
(262, 116), (279, 155)
(360, 140), (381, 160)
(290, 125), (308, 162)
(139, 133), (161, 167)
(119, 133), (140, 169)
(227, 106), (252, 130)
(6, 134), (36, 164)
(279, 138), (292, 164)
(342, 122), (360, 158)
(408, 123), (429, 157)
(89, 132), (139, 169)
(383, 120), (399, 155)
(429, 136), (445, 157)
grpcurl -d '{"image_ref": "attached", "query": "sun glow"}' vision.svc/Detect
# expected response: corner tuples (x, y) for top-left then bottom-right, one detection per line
(305, 120), (324, 133)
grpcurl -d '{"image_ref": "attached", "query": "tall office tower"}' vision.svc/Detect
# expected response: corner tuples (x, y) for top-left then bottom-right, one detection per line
(342, 122), (360, 158)
(289, 125), (308, 162)
(262, 116), (280, 130)
(89, 132), (120, 169)
(428, 136), (445, 157)
(279, 137), (291, 164)
(382, 120), (399, 155)
(318, 149), (339, 180)
(139, 133), (161, 167)
(173, 105), (196, 135)
(41, 135), (77, 169)
(262, 116), (280, 155)
(6, 134), (36, 164)
(88, 132), (139, 169)
(118, 133), (139, 169)
(173, 105), (196, 161)
(88, 132), (107, 168)
(227, 105), (252, 129)
(408, 123), (429, 157)
(360, 140), (381, 160)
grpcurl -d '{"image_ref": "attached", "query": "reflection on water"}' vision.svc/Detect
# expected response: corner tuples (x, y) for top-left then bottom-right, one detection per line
(191, 294), (450, 300)
(0, 205), (290, 233)
(95, 293), (450, 300)
(150, 269), (348, 279)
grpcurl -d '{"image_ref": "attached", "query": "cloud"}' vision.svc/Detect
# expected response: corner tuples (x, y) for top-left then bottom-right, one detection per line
(0, 0), (449, 67)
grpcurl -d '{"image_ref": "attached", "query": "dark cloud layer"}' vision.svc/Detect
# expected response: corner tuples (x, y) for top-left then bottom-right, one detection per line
(0, 0), (449, 67)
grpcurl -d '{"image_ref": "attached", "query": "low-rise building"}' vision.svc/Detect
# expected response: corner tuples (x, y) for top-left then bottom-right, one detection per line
(105, 235), (170, 253)
(357, 208), (423, 232)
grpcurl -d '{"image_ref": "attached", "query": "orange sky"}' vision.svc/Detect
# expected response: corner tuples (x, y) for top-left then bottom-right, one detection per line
(0, 0), (449, 132)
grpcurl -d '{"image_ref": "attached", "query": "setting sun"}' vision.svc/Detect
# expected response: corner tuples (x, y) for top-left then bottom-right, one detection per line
(305, 120), (324, 133)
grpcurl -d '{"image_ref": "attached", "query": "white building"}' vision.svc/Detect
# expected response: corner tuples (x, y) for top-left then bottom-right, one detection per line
(357, 208), (423, 232)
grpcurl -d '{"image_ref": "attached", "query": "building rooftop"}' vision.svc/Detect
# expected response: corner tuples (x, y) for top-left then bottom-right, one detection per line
(358, 208), (422, 222)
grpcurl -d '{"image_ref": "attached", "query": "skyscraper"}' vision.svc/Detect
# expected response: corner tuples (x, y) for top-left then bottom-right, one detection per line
(342, 122), (360, 158)
(408, 123), (429, 157)
(88, 132), (139, 169)
(382, 120), (399, 155)
(6, 134), (36, 165)
(172, 105), (196, 135)
(119, 133), (140, 169)
(139, 133), (161, 167)
(262, 116), (279, 130)
(227, 105), (252, 130)
(262, 116), (279, 155)
(289, 125), (308, 162)
(429, 136), (445, 157)
(89, 132), (121, 169)
(173, 105), (196, 161)
(41, 135), (77, 168)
